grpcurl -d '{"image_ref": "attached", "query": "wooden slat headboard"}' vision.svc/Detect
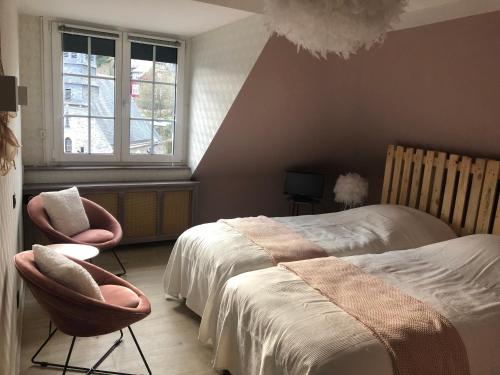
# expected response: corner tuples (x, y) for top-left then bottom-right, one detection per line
(381, 145), (500, 236)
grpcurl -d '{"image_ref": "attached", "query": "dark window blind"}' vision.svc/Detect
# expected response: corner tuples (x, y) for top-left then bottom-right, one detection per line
(131, 42), (177, 64)
(62, 33), (115, 57)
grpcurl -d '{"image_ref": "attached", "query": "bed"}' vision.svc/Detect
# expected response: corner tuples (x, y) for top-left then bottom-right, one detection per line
(213, 234), (500, 375)
(163, 144), (500, 346)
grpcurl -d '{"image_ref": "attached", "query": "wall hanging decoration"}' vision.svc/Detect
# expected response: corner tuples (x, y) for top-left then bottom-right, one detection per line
(0, 41), (22, 176)
(263, 0), (408, 59)
(334, 172), (369, 209)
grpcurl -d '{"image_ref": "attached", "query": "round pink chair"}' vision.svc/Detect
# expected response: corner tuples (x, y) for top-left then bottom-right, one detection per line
(27, 195), (127, 276)
(14, 250), (152, 375)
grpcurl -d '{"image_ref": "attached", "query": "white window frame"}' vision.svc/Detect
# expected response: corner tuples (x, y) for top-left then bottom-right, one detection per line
(49, 21), (186, 164)
(121, 32), (186, 163)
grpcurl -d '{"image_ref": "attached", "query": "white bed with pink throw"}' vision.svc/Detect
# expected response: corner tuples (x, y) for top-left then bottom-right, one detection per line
(213, 235), (500, 375)
(163, 204), (456, 344)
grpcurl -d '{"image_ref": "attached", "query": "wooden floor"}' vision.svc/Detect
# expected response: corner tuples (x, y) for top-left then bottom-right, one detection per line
(19, 243), (218, 375)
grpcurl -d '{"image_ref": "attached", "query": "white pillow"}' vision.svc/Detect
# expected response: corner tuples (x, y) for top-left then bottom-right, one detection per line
(41, 186), (90, 237)
(33, 244), (104, 301)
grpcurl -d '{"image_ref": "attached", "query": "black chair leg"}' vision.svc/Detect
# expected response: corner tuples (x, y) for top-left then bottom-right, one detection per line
(31, 328), (148, 375)
(63, 336), (77, 375)
(128, 326), (152, 375)
(112, 249), (127, 277)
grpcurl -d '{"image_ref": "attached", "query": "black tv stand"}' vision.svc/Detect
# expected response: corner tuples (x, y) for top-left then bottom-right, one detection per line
(287, 196), (319, 216)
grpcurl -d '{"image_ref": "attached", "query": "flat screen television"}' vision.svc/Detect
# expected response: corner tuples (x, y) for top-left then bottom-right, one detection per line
(284, 171), (325, 199)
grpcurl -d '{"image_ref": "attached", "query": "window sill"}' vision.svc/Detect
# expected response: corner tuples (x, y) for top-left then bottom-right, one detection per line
(24, 164), (192, 184)
(24, 164), (189, 170)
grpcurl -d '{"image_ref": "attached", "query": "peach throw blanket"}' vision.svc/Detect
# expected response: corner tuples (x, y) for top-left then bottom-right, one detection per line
(281, 257), (470, 375)
(220, 216), (328, 264)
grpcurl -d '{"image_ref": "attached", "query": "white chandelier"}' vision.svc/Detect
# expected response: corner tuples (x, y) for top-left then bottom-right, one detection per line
(263, 0), (408, 59)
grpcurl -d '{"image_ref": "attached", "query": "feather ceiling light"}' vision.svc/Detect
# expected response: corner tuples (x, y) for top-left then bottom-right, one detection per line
(263, 0), (408, 59)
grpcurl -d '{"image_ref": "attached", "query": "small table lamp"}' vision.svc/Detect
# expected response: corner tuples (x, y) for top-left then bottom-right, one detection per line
(333, 173), (369, 210)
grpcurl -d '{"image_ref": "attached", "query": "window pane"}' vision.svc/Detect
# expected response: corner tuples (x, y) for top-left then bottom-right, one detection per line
(63, 117), (89, 154)
(152, 121), (173, 155)
(90, 118), (114, 154)
(155, 62), (176, 84)
(63, 76), (88, 116)
(154, 84), (175, 120)
(63, 51), (88, 75)
(91, 37), (115, 57)
(63, 33), (87, 54)
(131, 59), (153, 81)
(156, 46), (177, 64)
(129, 120), (152, 154)
(91, 37), (115, 77)
(93, 55), (115, 77)
(130, 81), (153, 119)
(131, 43), (153, 61)
(90, 78), (114, 117)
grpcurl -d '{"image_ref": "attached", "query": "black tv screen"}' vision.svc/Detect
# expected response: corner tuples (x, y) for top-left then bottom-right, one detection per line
(284, 171), (325, 199)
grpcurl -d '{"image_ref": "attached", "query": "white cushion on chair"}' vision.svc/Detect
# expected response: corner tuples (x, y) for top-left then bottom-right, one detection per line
(33, 244), (104, 301)
(40, 186), (90, 237)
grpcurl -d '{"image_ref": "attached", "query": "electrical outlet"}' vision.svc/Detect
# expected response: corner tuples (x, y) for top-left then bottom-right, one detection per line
(12, 193), (16, 209)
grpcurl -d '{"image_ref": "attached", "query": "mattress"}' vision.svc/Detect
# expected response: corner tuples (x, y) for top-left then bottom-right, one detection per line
(163, 204), (456, 345)
(213, 235), (500, 375)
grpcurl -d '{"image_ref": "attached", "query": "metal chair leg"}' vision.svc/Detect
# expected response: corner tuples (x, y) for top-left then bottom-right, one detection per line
(31, 328), (146, 375)
(128, 326), (152, 375)
(63, 336), (77, 375)
(112, 249), (127, 276)
(86, 330), (124, 375)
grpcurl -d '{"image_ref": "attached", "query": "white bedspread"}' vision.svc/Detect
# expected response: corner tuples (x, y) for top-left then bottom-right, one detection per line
(214, 235), (500, 375)
(163, 205), (456, 345)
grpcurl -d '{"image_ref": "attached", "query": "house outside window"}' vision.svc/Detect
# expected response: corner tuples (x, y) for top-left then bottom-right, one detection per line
(50, 23), (185, 163)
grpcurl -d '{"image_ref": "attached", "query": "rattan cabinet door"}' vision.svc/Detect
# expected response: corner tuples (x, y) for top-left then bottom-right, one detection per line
(162, 190), (192, 237)
(82, 192), (119, 219)
(123, 192), (157, 238)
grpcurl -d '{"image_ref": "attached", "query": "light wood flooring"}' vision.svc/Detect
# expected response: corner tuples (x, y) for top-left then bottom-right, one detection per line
(19, 243), (218, 375)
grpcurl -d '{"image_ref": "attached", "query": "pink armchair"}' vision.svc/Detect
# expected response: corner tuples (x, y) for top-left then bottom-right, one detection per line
(27, 195), (127, 276)
(14, 250), (152, 375)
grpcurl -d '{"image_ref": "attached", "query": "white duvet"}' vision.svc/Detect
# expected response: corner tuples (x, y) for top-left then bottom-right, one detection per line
(214, 235), (500, 375)
(163, 204), (456, 345)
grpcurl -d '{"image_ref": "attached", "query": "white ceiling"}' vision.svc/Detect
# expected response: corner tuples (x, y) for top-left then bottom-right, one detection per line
(18, 0), (500, 38)
(196, 0), (500, 29)
(17, 0), (253, 38)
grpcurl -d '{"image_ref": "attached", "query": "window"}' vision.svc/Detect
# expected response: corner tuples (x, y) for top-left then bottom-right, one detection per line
(129, 42), (177, 156)
(50, 23), (185, 163)
(61, 33), (116, 155)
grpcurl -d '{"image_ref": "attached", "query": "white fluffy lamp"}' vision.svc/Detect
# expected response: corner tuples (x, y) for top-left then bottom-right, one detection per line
(263, 0), (408, 59)
(334, 173), (369, 209)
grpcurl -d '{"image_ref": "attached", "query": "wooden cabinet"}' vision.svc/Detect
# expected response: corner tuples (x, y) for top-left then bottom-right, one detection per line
(23, 181), (199, 247)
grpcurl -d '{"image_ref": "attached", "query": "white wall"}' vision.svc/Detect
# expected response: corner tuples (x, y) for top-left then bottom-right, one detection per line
(18, 15), (44, 166)
(0, 0), (24, 372)
(187, 15), (269, 172)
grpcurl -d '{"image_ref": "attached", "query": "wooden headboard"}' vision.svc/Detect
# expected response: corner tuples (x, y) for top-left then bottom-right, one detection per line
(381, 145), (500, 236)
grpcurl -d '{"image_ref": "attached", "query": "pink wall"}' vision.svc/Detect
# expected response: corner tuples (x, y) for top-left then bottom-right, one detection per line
(193, 11), (500, 223)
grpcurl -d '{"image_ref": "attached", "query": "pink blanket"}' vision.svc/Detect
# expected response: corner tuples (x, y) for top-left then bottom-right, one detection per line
(219, 216), (328, 264)
(282, 256), (470, 375)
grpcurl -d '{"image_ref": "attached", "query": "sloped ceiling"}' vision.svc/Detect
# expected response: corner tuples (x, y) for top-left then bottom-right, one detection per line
(193, 10), (500, 223)
(188, 0), (500, 175)
(187, 15), (270, 171)
(194, 0), (263, 13)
